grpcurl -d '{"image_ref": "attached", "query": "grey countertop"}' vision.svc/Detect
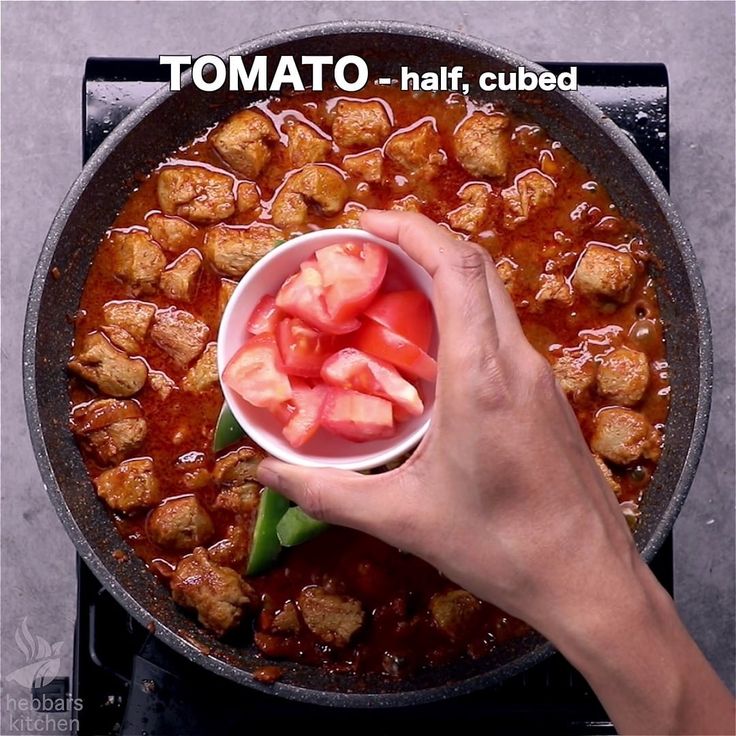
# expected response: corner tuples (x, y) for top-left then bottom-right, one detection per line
(1, 1), (734, 728)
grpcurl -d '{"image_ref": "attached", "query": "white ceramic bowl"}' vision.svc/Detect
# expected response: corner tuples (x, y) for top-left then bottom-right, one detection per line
(217, 228), (436, 471)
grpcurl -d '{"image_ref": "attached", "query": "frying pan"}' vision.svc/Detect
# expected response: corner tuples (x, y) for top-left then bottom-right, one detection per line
(23, 21), (712, 706)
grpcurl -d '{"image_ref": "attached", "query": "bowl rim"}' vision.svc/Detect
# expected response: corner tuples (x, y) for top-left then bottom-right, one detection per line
(217, 227), (436, 471)
(23, 19), (712, 707)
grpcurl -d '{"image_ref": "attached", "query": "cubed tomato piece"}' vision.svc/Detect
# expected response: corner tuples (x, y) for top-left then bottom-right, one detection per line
(276, 317), (340, 378)
(321, 348), (424, 417)
(247, 295), (283, 335)
(363, 290), (433, 352)
(354, 320), (438, 382)
(222, 334), (292, 409)
(314, 242), (388, 323)
(320, 388), (395, 442)
(282, 381), (329, 448)
(276, 259), (360, 335)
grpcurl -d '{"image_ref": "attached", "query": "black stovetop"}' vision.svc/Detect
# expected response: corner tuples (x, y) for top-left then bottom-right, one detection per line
(65, 58), (672, 735)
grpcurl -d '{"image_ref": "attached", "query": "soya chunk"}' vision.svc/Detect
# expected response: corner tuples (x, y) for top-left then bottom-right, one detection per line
(552, 354), (596, 400)
(429, 589), (482, 641)
(211, 109), (279, 178)
(454, 112), (510, 178)
(148, 496), (214, 552)
(182, 343), (219, 393)
(236, 181), (261, 215)
(203, 224), (279, 278)
(535, 273), (573, 306)
(69, 332), (147, 397)
(572, 244), (637, 304)
(591, 407), (662, 465)
(342, 150), (383, 184)
(170, 547), (254, 636)
(271, 165), (348, 230)
(102, 300), (156, 342)
(70, 398), (147, 465)
(94, 458), (160, 515)
(501, 170), (556, 227)
(213, 446), (263, 489)
(159, 249), (203, 303)
(148, 370), (177, 400)
(99, 324), (139, 354)
(447, 183), (490, 233)
(218, 279), (237, 320)
(287, 122), (331, 168)
(110, 232), (166, 296)
(147, 213), (199, 254)
(157, 166), (235, 223)
(597, 347), (650, 406)
(332, 100), (391, 149)
(385, 121), (445, 177)
(150, 308), (209, 366)
(297, 587), (364, 647)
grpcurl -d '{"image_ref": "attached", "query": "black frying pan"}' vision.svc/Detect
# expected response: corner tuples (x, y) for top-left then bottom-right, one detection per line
(23, 21), (712, 707)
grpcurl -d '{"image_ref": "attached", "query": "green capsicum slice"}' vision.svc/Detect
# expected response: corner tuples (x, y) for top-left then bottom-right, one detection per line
(277, 506), (330, 547)
(246, 488), (290, 576)
(213, 402), (245, 453)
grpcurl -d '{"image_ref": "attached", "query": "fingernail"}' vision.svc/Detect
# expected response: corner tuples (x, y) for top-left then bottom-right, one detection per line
(257, 460), (279, 488)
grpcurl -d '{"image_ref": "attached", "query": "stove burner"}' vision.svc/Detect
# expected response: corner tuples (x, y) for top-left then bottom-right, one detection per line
(70, 58), (671, 735)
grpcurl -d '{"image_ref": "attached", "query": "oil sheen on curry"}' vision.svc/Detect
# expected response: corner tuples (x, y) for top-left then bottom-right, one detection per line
(68, 85), (670, 677)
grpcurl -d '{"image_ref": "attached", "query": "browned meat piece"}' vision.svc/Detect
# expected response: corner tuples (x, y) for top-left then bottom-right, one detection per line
(102, 300), (156, 342)
(170, 547), (254, 636)
(147, 496), (214, 552)
(297, 587), (364, 647)
(453, 112), (510, 178)
(213, 446), (263, 488)
(182, 343), (219, 393)
(147, 213), (199, 254)
(342, 150), (383, 183)
(159, 249), (203, 303)
(203, 224), (279, 278)
(495, 257), (519, 292)
(535, 273), (573, 306)
(157, 166), (235, 223)
(501, 170), (556, 227)
(332, 100), (391, 149)
(99, 324), (139, 354)
(236, 181), (261, 215)
(390, 195), (422, 213)
(592, 454), (622, 497)
(597, 347), (650, 406)
(207, 523), (250, 570)
(385, 121), (446, 177)
(287, 122), (331, 167)
(69, 332), (147, 397)
(447, 183), (490, 233)
(148, 370), (177, 400)
(218, 279), (237, 320)
(211, 109), (279, 178)
(429, 589), (482, 641)
(572, 244), (637, 304)
(94, 458), (160, 514)
(70, 398), (147, 465)
(150, 308), (209, 366)
(213, 483), (261, 516)
(271, 165), (348, 230)
(271, 601), (301, 635)
(110, 232), (166, 296)
(591, 407), (662, 465)
(553, 354), (596, 399)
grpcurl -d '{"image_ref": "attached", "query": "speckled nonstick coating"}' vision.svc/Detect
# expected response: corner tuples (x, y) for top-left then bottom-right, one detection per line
(23, 21), (712, 707)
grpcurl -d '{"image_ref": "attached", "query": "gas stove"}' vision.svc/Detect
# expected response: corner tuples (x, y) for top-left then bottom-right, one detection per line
(47, 58), (674, 734)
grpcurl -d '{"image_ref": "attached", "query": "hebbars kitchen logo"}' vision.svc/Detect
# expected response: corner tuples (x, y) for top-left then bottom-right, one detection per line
(5, 618), (63, 690)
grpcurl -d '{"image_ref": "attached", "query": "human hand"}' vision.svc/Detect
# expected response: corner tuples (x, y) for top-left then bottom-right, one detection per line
(257, 210), (637, 632)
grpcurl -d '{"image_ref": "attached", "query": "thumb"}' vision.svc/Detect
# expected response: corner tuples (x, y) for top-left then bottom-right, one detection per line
(257, 457), (383, 530)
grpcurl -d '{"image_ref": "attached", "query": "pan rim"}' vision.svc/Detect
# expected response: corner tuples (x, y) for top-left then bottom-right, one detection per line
(23, 19), (712, 707)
